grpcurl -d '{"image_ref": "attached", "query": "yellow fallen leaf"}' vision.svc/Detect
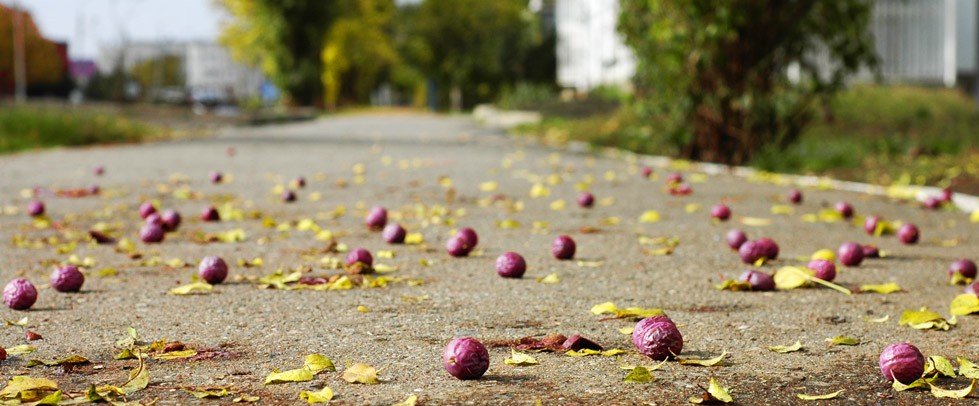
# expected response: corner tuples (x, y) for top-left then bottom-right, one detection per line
(589, 302), (663, 319)
(479, 181), (498, 192)
(183, 388), (229, 398)
(304, 354), (336, 374)
(5, 344), (35, 356)
(393, 395), (418, 406)
(299, 387), (334, 403)
(529, 183), (550, 198)
(739, 217), (773, 226)
(685, 203), (702, 213)
(769, 341), (803, 353)
(638, 210), (661, 223)
(971, 211), (979, 223)
(496, 219), (521, 229)
(536, 273), (560, 284)
(860, 283), (902, 294)
(342, 363), (379, 384)
(233, 395), (260, 402)
(689, 377), (733, 404)
(771, 205), (795, 215)
(152, 350), (197, 360)
(377, 250), (395, 259)
(826, 336), (858, 346)
(5, 316), (28, 326)
(601, 216), (621, 225)
(797, 390), (843, 400)
(925, 356), (956, 378)
(264, 368), (314, 384)
(950, 294), (979, 316)
(679, 350), (727, 366)
(929, 380), (976, 399)
(619, 326), (634, 335)
(643, 246), (674, 256)
(404, 232), (424, 244)
(401, 295), (430, 302)
(373, 263), (399, 273)
(576, 260), (604, 267)
(623, 366), (655, 383)
(900, 308), (955, 331)
(169, 282), (213, 295)
(565, 348), (624, 357)
(505, 349), (539, 366)
(0, 376), (58, 397)
(598, 197), (615, 206)
(549, 199), (566, 211)
(862, 315), (889, 323)
(357, 306), (371, 313)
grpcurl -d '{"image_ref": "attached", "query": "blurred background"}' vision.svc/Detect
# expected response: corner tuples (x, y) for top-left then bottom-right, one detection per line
(1, 0), (978, 193)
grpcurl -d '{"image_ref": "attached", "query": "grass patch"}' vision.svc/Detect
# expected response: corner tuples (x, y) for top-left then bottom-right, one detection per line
(0, 106), (163, 154)
(514, 85), (979, 194)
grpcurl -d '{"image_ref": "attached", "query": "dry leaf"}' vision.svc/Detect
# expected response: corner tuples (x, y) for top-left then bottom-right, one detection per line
(797, 390), (843, 400)
(505, 349), (539, 366)
(689, 377), (733, 403)
(342, 363), (379, 384)
(769, 342), (803, 353)
(299, 387), (334, 403)
(679, 350), (727, 366)
(623, 366), (654, 383)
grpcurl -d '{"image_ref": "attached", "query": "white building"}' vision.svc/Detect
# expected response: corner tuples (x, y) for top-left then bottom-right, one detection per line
(555, 0), (635, 91)
(556, 0), (979, 93)
(97, 41), (266, 102)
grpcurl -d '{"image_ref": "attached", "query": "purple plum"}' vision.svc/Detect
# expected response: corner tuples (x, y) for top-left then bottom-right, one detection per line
(3, 279), (37, 310)
(950, 259), (977, 279)
(345, 249), (373, 267)
(140, 223), (165, 243)
(807, 259), (837, 282)
(632, 316), (683, 360)
(726, 229), (747, 250)
(198, 256), (228, 284)
(788, 189), (803, 204)
(27, 200), (45, 217)
(495, 252), (526, 278)
(879, 343), (925, 384)
(443, 337), (490, 380)
(710, 204), (731, 221)
(897, 224), (919, 244)
(50, 265), (84, 292)
(382, 223), (406, 244)
(139, 202), (157, 219)
(834, 201), (853, 218)
(365, 206), (388, 231)
(837, 242), (863, 266)
(577, 192), (595, 208)
(737, 270), (775, 291)
(552, 235), (576, 260)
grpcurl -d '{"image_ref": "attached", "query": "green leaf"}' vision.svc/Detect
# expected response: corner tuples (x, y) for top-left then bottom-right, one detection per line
(264, 368), (314, 385)
(623, 366), (655, 383)
(679, 350), (727, 366)
(859, 283), (902, 294)
(505, 349), (539, 366)
(929, 379), (976, 399)
(950, 294), (979, 316)
(299, 387), (334, 403)
(827, 336), (858, 346)
(689, 377), (733, 403)
(26, 355), (90, 367)
(769, 342), (803, 353)
(304, 354), (336, 374)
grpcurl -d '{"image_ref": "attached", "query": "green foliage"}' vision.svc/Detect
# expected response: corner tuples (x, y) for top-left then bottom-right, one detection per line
(497, 83), (558, 110)
(321, 0), (399, 108)
(219, 0), (343, 106)
(618, 0), (878, 164)
(129, 55), (185, 98)
(405, 0), (547, 108)
(0, 107), (158, 154)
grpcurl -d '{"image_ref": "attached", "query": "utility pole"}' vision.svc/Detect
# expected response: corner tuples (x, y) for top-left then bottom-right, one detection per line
(12, 1), (27, 103)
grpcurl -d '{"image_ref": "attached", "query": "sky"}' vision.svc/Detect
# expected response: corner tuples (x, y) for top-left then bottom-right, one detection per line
(16, 0), (224, 60)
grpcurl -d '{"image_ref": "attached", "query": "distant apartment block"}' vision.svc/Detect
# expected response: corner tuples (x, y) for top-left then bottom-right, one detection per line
(97, 42), (266, 103)
(556, 0), (979, 92)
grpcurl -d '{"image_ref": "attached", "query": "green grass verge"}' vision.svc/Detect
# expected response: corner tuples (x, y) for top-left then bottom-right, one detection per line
(0, 106), (162, 154)
(513, 85), (979, 194)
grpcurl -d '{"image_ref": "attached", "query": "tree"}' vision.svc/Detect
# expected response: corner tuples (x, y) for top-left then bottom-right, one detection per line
(218, 0), (342, 106)
(130, 55), (184, 99)
(321, 0), (399, 108)
(407, 0), (539, 109)
(618, 0), (878, 165)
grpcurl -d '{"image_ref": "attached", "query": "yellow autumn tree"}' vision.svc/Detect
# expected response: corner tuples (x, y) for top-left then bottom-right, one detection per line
(321, 0), (399, 108)
(0, 6), (65, 89)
